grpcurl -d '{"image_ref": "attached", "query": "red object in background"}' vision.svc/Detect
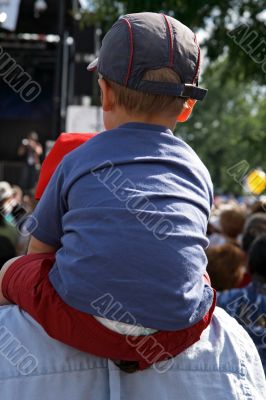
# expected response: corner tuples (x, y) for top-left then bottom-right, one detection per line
(35, 133), (97, 200)
(237, 272), (252, 288)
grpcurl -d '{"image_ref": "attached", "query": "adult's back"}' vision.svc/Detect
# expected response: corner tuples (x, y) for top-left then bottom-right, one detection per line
(0, 305), (265, 400)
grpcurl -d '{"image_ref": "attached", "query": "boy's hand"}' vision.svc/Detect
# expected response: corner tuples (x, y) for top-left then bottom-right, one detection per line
(0, 257), (22, 306)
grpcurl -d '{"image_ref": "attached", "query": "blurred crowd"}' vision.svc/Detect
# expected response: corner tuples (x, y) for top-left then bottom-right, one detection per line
(207, 197), (266, 373)
(0, 181), (37, 263)
(207, 197), (266, 290)
(0, 131), (42, 263)
(0, 177), (266, 373)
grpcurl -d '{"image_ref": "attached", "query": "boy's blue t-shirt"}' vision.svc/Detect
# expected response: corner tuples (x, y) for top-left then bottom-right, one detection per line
(28, 123), (214, 331)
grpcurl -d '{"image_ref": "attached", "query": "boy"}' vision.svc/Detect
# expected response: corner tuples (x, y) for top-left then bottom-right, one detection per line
(0, 12), (215, 371)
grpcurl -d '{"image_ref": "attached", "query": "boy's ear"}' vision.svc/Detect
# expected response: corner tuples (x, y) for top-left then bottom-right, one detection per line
(177, 99), (197, 123)
(98, 79), (115, 112)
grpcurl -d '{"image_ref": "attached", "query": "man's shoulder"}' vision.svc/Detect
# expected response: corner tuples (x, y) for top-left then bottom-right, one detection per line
(178, 306), (258, 368)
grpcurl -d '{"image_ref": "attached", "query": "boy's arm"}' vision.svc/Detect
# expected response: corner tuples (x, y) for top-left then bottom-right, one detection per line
(27, 236), (57, 254)
(0, 162), (66, 305)
(25, 162), (67, 248)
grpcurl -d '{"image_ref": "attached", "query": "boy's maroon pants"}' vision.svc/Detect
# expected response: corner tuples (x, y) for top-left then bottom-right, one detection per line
(2, 253), (216, 371)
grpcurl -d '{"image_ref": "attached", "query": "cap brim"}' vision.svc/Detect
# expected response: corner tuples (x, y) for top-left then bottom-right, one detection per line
(138, 81), (208, 101)
(87, 58), (98, 72)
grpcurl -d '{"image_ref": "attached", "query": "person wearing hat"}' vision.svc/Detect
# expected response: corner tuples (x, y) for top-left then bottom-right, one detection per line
(0, 12), (218, 371)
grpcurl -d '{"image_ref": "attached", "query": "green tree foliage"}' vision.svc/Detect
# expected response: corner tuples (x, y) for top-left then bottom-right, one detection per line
(177, 58), (266, 194)
(79, 0), (266, 83)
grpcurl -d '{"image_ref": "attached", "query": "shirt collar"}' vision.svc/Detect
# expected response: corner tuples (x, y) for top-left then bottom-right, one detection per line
(117, 122), (173, 135)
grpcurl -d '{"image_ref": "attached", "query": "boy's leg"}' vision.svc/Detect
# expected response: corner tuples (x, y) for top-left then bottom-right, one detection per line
(1, 253), (217, 371)
(0, 257), (23, 304)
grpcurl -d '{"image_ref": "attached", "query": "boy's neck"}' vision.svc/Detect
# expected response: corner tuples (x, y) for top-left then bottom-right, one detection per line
(110, 111), (177, 131)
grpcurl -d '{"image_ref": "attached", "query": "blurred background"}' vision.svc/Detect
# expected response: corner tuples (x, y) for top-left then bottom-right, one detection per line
(0, 0), (265, 194)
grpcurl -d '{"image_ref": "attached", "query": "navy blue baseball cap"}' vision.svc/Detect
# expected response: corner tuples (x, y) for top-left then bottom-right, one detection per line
(87, 12), (207, 101)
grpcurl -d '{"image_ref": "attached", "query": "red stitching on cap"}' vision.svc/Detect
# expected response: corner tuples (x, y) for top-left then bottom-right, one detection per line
(163, 14), (174, 67)
(192, 34), (201, 84)
(121, 18), (134, 86)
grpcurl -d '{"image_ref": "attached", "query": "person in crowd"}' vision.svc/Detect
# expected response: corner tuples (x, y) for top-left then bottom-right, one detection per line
(0, 236), (16, 268)
(12, 185), (24, 205)
(0, 182), (21, 246)
(220, 207), (246, 244)
(0, 181), (27, 228)
(242, 213), (266, 253)
(0, 181), (33, 255)
(18, 131), (43, 191)
(209, 206), (246, 247)
(218, 234), (266, 375)
(206, 244), (246, 291)
(250, 200), (266, 215)
(0, 12), (216, 372)
(232, 212), (266, 289)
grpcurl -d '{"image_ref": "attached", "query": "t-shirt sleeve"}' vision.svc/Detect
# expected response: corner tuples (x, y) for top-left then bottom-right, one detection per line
(25, 162), (67, 247)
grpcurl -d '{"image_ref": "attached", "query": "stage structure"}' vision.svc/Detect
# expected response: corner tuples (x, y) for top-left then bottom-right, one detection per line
(0, 0), (98, 183)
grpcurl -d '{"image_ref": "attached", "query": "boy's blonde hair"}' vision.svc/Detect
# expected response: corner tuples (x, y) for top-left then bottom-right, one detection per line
(105, 68), (187, 116)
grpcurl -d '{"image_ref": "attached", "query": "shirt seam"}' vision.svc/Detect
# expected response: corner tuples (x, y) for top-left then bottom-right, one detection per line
(0, 366), (246, 381)
(0, 366), (109, 381)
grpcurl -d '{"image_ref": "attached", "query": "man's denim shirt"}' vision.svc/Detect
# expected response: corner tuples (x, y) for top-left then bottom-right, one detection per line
(0, 306), (265, 400)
